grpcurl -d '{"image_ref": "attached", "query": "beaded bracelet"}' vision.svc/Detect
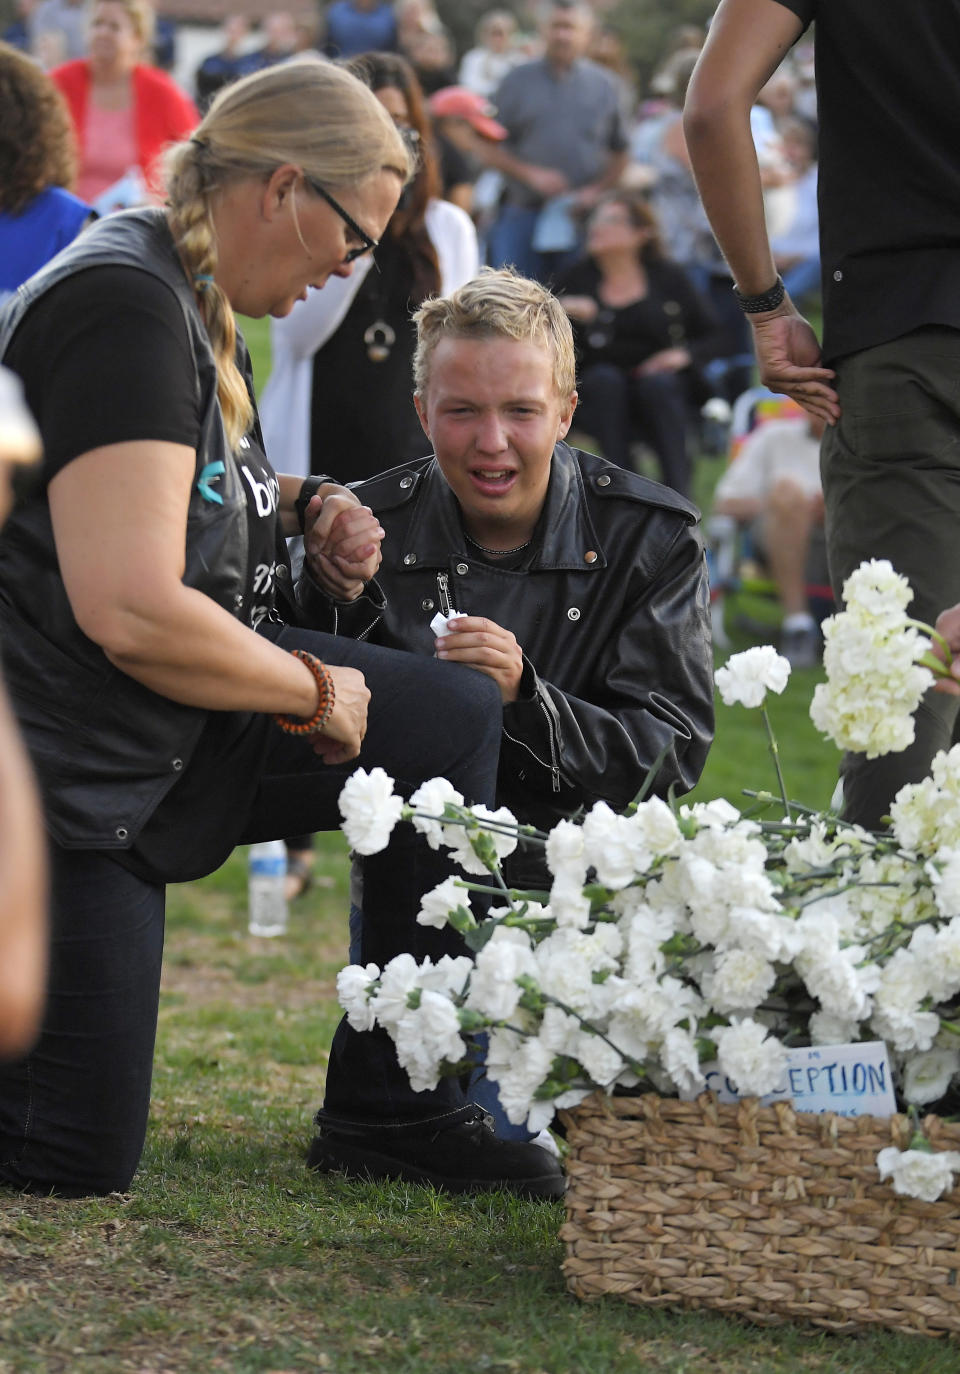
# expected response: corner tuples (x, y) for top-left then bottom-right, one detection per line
(273, 649), (336, 736)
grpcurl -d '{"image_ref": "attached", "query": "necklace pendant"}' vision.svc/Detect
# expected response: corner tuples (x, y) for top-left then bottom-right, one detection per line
(364, 319), (396, 363)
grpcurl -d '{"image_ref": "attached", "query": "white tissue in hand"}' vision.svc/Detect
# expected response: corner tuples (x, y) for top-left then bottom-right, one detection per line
(430, 610), (461, 637)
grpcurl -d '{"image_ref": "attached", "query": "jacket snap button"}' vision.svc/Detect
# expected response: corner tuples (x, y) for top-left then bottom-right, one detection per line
(584, 550), (597, 564)
(116, 826), (129, 841)
(421, 598), (434, 611)
(567, 607), (581, 621)
(833, 269), (843, 282)
(456, 562), (469, 575)
(400, 476), (413, 489)
(172, 758), (183, 771)
(276, 564), (288, 580)
(596, 474), (611, 487)
(234, 593), (244, 608)
(403, 553), (417, 565)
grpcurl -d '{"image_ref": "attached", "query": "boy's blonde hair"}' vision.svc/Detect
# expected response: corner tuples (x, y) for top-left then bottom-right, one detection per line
(413, 267), (576, 399)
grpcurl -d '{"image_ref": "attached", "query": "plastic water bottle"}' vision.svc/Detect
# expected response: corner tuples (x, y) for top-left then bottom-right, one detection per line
(247, 839), (288, 937)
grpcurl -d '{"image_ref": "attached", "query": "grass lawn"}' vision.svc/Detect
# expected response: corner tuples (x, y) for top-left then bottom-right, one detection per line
(5, 320), (936, 1373)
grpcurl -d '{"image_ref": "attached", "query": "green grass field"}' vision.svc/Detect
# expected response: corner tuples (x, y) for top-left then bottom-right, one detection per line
(0, 319), (910, 1374)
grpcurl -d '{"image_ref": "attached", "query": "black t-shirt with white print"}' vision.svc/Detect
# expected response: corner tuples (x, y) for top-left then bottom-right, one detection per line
(4, 265), (280, 879)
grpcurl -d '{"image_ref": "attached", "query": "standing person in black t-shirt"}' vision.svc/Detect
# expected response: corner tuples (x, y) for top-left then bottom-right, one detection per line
(683, 0), (960, 830)
(0, 59), (562, 1201)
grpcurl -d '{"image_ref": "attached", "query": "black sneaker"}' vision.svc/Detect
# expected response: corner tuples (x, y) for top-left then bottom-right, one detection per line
(307, 1104), (566, 1199)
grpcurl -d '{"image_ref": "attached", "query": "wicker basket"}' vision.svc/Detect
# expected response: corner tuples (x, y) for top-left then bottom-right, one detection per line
(559, 1091), (960, 1336)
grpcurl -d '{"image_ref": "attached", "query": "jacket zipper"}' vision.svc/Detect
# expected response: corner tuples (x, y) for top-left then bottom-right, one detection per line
(437, 570), (452, 617)
(503, 693), (562, 793)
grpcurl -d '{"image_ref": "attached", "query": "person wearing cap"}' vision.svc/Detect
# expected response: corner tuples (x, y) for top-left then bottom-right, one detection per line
(457, 9), (522, 100)
(427, 84), (507, 213)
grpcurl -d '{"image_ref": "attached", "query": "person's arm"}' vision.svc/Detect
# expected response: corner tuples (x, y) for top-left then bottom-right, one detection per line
(476, 139), (571, 198)
(684, 0), (839, 422)
(501, 521), (715, 804)
(49, 442), (369, 762)
(0, 679), (47, 1059)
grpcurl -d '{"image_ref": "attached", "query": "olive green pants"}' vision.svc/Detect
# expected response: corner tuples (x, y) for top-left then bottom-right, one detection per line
(822, 324), (960, 829)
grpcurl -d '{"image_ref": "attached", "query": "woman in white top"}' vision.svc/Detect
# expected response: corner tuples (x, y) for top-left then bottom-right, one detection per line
(260, 51), (479, 482)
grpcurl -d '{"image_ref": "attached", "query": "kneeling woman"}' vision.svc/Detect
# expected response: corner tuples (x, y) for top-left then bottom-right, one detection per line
(0, 60), (562, 1200)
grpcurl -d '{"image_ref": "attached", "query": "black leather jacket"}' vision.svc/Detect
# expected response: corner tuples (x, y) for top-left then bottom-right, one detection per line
(0, 210), (267, 849)
(318, 443), (714, 850)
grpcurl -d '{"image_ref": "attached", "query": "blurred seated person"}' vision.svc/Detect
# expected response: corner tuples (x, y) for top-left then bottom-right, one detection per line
(29, 0), (86, 64)
(52, 0), (198, 208)
(0, 367), (48, 1060)
(770, 117), (820, 308)
(322, 0), (398, 59)
(194, 15), (260, 112)
(427, 85), (507, 213)
(2, 0), (36, 52)
(0, 41), (93, 298)
(556, 190), (723, 497)
(457, 9), (521, 99)
(299, 269), (714, 1148)
(405, 26), (457, 96)
(712, 411), (826, 667)
(249, 11), (297, 70)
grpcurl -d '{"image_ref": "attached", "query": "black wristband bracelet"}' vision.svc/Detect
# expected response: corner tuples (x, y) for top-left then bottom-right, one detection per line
(732, 276), (786, 314)
(295, 475), (334, 534)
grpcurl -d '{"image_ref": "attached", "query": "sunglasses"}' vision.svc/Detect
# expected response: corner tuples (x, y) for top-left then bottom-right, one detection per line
(304, 177), (378, 263)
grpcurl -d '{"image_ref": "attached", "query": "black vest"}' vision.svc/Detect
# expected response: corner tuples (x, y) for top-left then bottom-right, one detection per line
(0, 209), (256, 848)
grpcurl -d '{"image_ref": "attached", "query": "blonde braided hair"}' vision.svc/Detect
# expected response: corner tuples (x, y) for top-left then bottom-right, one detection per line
(164, 58), (411, 449)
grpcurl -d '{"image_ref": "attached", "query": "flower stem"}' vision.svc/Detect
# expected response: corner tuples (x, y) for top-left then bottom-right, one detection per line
(760, 704), (790, 818)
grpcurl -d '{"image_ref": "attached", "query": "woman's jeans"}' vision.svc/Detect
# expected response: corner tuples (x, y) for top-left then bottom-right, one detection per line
(0, 629), (502, 1195)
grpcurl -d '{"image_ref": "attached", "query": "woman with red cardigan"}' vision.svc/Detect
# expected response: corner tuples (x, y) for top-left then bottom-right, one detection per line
(52, 0), (197, 208)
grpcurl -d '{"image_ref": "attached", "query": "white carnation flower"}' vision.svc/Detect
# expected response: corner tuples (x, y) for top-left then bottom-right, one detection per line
(338, 767), (405, 854)
(702, 948), (776, 1014)
(545, 817), (588, 882)
(714, 645), (791, 708)
(902, 1048), (960, 1106)
(876, 1146), (960, 1202)
(442, 803), (518, 875)
(394, 989), (465, 1093)
(488, 1036), (554, 1125)
(416, 954), (473, 997)
(572, 1030), (625, 1088)
(661, 1026), (705, 1097)
(416, 876), (468, 929)
(582, 801), (651, 889)
(713, 1018), (788, 1097)
(409, 777), (464, 849)
(464, 926), (538, 1021)
(632, 795), (683, 857)
(336, 962), (380, 1032)
(841, 559), (913, 618)
(370, 952), (422, 1031)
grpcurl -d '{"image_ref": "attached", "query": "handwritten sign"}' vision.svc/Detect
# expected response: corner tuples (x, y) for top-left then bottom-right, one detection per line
(685, 1041), (897, 1118)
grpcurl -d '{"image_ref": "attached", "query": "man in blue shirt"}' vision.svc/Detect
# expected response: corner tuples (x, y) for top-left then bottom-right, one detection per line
(322, 0), (397, 60)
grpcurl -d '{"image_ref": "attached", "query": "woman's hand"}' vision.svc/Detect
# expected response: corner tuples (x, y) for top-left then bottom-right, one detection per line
(635, 347), (691, 376)
(435, 615), (523, 703)
(303, 494), (384, 602)
(308, 664), (370, 762)
(559, 295), (598, 324)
